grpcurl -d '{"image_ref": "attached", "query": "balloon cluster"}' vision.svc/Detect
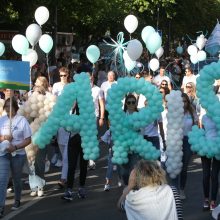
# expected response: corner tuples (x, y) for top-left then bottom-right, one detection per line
(187, 34), (207, 64)
(33, 73), (99, 160)
(165, 90), (184, 178)
(18, 92), (56, 162)
(12, 6), (52, 67)
(188, 61), (220, 159)
(106, 77), (163, 164)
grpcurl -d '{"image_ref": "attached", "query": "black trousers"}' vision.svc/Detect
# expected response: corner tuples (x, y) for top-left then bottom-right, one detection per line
(67, 134), (88, 189)
(201, 156), (220, 201)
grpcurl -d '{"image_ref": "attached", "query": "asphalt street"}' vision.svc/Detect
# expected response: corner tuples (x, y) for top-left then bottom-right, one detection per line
(2, 147), (217, 220)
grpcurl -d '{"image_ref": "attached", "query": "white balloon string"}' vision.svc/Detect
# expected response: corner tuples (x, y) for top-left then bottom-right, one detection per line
(46, 53), (50, 85)
(29, 67), (32, 91)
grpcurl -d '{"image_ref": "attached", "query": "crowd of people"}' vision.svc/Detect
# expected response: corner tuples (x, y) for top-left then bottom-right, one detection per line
(0, 51), (220, 220)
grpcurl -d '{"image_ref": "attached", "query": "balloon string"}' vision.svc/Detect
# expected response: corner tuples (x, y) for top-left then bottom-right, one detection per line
(46, 53), (50, 85)
(29, 67), (32, 91)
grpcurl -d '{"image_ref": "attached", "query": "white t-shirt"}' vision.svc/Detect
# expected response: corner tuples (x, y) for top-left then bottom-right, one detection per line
(202, 115), (218, 139)
(182, 75), (197, 92)
(153, 74), (171, 87)
(52, 82), (67, 96)
(0, 115), (32, 156)
(100, 80), (117, 102)
(125, 185), (178, 220)
(92, 85), (104, 117)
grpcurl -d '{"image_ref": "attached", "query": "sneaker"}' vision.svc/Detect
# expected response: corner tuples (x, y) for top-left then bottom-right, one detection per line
(210, 202), (217, 211)
(37, 188), (44, 197)
(45, 160), (50, 173)
(78, 187), (86, 199)
(11, 200), (20, 211)
(61, 189), (74, 201)
(179, 190), (186, 200)
(30, 191), (37, 197)
(55, 159), (62, 168)
(7, 187), (14, 193)
(88, 160), (96, 170)
(113, 165), (117, 171)
(203, 200), (210, 211)
(51, 153), (58, 164)
(104, 184), (110, 191)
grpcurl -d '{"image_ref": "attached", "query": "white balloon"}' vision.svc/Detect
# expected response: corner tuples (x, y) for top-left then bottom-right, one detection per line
(196, 35), (206, 50)
(127, 39), (143, 61)
(155, 47), (164, 59)
(149, 58), (159, 71)
(35, 6), (49, 26)
(26, 23), (42, 46)
(190, 54), (198, 64)
(187, 45), (198, 56)
(124, 15), (138, 34)
(22, 49), (38, 67)
(197, 50), (207, 62)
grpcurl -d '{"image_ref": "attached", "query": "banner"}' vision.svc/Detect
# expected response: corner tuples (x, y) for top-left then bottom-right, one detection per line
(0, 60), (29, 90)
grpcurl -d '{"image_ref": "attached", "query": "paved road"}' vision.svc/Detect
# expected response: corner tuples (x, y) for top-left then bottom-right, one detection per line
(2, 149), (216, 220)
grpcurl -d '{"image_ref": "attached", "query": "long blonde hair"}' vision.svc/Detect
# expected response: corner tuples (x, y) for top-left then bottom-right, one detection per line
(135, 160), (166, 188)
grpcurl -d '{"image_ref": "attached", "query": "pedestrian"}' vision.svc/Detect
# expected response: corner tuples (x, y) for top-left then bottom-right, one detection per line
(0, 98), (32, 217)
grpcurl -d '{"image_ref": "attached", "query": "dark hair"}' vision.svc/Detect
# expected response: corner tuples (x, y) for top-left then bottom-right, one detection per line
(182, 93), (195, 125)
(160, 86), (170, 96)
(3, 97), (19, 113)
(124, 94), (138, 112)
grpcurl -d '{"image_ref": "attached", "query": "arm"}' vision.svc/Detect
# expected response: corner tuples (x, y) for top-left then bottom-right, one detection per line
(99, 97), (105, 127)
(158, 121), (166, 150)
(7, 137), (31, 153)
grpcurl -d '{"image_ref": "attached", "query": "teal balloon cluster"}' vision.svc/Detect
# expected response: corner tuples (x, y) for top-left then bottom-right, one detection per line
(33, 73), (99, 160)
(106, 77), (163, 164)
(188, 61), (220, 159)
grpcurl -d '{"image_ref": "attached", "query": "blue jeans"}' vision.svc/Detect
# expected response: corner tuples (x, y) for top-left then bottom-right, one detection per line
(170, 136), (192, 190)
(0, 154), (26, 208)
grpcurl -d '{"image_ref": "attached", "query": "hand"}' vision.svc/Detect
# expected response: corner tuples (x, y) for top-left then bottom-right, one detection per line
(4, 135), (13, 142)
(6, 144), (16, 153)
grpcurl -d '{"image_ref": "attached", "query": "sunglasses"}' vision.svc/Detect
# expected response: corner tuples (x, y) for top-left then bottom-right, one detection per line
(186, 86), (192, 88)
(161, 83), (167, 86)
(126, 101), (136, 105)
(135, 76), (140, 79)
(60, 75), (67, 77)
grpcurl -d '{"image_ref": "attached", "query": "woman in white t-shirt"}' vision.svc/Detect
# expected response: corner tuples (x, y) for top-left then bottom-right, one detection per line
(0, 98), (31, 217)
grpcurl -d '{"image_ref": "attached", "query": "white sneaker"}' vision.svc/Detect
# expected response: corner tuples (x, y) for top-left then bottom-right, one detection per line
(51, 153), (58, 164)
(113, 165), (117, 171)
(179, 190), (186, 200)
(45, 160), (50, 173)
(30, 191), (37, 197)
(55, 159), (62, 167)
(38, 188), (44, 197)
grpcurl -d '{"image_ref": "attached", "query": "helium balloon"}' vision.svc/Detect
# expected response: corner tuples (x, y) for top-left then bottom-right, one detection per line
(124, 15), (138, 34)
(146, 32), (162, 54)
(12, 34), (29, 55)
(39, 34), (53, 54)
(127, 39), (143, 61)
(141, 26), (155, 44)
(149, 58), (159, 71)
(86, 45), (100, 64)
(35, 6), (49, 26)
(22, 49), (38, 67)
(26, 23), (42, 47)
(0, 42), (5, 56)
(155, 47), (164, 59)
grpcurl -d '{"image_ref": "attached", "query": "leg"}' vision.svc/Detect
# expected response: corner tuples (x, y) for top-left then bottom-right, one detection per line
(35, 146), (47, 179)
(11, 154), (26, 202)
(79, 142), (88, 187)
(61, 143), (68, 180)
(105, 149), (113, 183)
(201, 156), (211, 200)
(210, 157), (220, 202)
(0, 155), (10, 208)
(180, 136), (192, 190)
(66, 134), (81, 189)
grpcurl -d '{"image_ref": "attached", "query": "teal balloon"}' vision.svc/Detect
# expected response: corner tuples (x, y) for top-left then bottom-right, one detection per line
(141, 26), (155, 44)
(0, 42), (5, 56)
(176, 46), (183, 55)
(86, 45), (100, 64)
(39, 34), (53, 54)
(146, 32), (162, 54)
(12, 34), (29, 55)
